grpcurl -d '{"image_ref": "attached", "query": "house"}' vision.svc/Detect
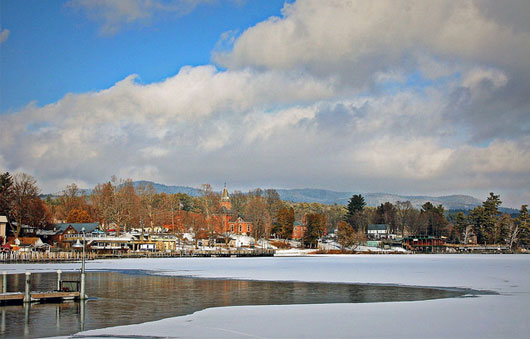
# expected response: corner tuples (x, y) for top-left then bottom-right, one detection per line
(367, 224), (390, 239)
(56, 224), (134, 253)
(227, 216), (253, 235)
(151, 234), (178, 252)
(86, 233), (135, 253)
(230, 234), (255, 248)
(292, 221), (306, 240)
(50, 222), (100, 249)
(0, 216), (7, 245)
(7, 237), (50, 252)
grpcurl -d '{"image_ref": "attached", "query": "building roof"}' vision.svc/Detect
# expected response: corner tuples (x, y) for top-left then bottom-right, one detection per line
(228, 215), (249, 223)
(54, 223), (100, 233)
(36, 229), (61, 236)
(367, 224), (389, 231)
(0, 216), (7, 223)
(8, 237), (46, 247)
(403, 236), (442, 240)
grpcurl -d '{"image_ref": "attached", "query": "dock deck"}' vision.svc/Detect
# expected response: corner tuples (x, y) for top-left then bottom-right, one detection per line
(0, 291), (80, 304)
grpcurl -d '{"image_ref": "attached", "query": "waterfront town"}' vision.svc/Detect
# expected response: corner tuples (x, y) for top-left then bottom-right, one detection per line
(0, 173), (528, 261)
(2, 1), (529, 337)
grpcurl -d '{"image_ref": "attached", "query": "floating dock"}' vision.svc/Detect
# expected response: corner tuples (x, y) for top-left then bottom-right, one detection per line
(0, 271), (85, 305)
(0, 291), (80, 305)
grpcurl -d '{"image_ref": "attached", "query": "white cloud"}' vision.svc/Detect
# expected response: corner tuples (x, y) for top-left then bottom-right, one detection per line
(215, 0), (530, 83)
(66, 0), (215, 34)
(2, 65), (528, 206)
(2, 0), (529, 207)
(461, 67), (508, 91)
(0, 27), (10, 44)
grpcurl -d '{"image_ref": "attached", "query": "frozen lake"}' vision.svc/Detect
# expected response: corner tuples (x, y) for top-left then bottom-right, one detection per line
(1, 254), (529, 338)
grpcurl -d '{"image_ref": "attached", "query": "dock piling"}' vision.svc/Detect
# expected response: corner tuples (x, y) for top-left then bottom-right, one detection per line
(56, 270), (62, 291)
(2, 271), (6, 293)
(23, 272), (31, 303)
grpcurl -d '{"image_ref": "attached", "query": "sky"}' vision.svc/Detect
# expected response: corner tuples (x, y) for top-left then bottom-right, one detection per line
(0, 0), (529, 208)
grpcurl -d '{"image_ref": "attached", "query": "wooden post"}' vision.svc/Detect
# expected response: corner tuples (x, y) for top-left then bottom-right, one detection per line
(56, 270), (62, 291)
(24, 302), (30, 336)
(2, 271), (6, 293)
(23, 272), (31, 303)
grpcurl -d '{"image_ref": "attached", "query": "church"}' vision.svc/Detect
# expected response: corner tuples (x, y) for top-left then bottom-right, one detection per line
(219, 185), (253, 236)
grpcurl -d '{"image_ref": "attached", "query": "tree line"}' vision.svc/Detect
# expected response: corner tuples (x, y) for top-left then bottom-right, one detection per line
(336, 193), (529, 250)
(0, 172), (528, 250)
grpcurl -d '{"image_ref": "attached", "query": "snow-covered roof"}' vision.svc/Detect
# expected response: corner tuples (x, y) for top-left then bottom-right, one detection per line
(367, 224), (389, 231)
(54, 223), (100, 233)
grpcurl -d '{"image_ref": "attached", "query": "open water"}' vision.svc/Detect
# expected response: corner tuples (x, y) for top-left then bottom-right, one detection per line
(1, 270), (479, 338)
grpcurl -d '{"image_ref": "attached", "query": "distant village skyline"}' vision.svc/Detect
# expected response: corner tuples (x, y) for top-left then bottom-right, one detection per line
(1, 1), (529, 208)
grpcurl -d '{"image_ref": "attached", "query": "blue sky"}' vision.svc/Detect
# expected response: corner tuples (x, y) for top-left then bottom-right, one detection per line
(1, 0), (287, 112)
(1, 0), (529, 207)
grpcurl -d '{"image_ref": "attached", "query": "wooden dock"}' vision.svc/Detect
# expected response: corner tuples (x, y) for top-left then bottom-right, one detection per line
(0, 291), (80, 305)
(0, 248), (276, 263)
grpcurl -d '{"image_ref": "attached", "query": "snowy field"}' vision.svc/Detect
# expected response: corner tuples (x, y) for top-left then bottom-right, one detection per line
(2, 254), (529, 338)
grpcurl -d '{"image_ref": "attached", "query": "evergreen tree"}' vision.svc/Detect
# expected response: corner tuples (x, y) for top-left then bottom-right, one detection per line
(453, 212), (468, 243)
(345, 194), (366, 232)
(420, 202), (447, 237)
(496, 214), (512, 245)
(0, 172), (14, 218)
(346, 194), (365, 217)
(470, 206), (487, 244)
(517, 205), (529, 247)
(375, 202), (397, 233)
(482, 193), (502, 243)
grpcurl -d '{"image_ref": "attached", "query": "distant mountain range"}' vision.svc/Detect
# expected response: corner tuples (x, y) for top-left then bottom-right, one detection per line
(274, 189), (483, 210)
(47, 180), (518, 213)
(131, 181), (485, 211)
(132, 180), (202, 196)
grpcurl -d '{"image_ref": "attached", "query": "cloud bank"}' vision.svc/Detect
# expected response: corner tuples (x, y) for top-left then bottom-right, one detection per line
(2, 0), (530, 207)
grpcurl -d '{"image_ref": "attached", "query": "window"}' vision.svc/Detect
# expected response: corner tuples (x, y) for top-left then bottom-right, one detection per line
(231, 225), (234, 232)
(247, 225), (250, 232)
(239, 225), (242, 233)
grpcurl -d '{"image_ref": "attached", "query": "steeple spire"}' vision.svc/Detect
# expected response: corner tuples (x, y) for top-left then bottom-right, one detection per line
(221, 183), (230, 201)
(220, 183), (232, 210)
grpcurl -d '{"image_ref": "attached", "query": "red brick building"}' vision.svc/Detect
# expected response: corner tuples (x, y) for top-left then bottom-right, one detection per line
(291, 221), (306, 240)
(219, 185), (253, 236)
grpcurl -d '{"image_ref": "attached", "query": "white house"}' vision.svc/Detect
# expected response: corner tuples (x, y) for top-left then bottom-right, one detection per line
(367, 224), (390, 239)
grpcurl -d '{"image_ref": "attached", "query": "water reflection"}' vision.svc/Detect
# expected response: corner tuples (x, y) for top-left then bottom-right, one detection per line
(1, 271), (475, 338)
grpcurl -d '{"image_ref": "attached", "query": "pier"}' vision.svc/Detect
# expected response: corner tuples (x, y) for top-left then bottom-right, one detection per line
(0, 271), (85, 305)
(0, 291), (80, 304)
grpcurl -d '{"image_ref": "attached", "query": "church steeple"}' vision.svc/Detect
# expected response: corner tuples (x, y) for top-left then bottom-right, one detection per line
(220, 183), (232, 210)
(221, 183), (229, 201)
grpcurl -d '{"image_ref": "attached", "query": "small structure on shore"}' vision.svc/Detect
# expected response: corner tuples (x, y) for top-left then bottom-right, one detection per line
(402, 236), (446, 253)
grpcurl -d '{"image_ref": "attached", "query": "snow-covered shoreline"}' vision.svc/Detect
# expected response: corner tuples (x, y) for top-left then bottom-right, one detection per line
(2, 254), (529, 338)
